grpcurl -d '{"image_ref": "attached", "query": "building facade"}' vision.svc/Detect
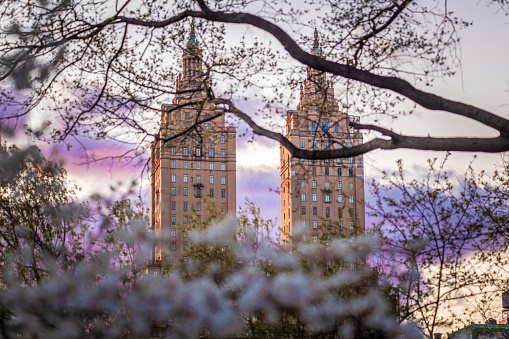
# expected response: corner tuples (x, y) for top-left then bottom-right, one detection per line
(280, 31), (365, 248)
(149, 25), (236, 270)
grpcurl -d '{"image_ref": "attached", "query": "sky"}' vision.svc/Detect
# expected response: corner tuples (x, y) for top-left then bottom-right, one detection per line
(6, 1), (509, 227)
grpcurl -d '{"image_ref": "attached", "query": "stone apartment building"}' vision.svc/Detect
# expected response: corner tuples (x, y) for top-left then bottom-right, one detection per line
(148, 27), (364, 274)
(280, 30), (365, 251)
(149, 24), (236, 271)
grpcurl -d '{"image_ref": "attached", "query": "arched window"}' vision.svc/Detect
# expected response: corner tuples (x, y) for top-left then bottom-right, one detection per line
(321, 119), (328, 131)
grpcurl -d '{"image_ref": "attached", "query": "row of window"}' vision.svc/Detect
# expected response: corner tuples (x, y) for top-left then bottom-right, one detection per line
(301, 180), (354, 190)
(301, 193), (355, 203)
(309, 119), (342, 133)
(283, 207), (355, 220)
(299, 220), (355, 230)
(170, 189), (227, 205)
(171, 241), (188, 251)
(170, 149), (227, 160)
(300, 139), (354, 149)
(171, 228), (187, 238)
(170, 135), (226, 144)
(171, 161), (227, 170)
(171, 175), (227, 187)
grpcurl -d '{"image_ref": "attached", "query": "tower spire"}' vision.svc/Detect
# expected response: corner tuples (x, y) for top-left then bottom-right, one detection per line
(312, 27), (321, 55)
(188, 20), (197, 46)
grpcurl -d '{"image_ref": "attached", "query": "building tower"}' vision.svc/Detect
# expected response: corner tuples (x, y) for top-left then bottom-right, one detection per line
(280, 29), (365, 248)
(149, 23), (236, 272)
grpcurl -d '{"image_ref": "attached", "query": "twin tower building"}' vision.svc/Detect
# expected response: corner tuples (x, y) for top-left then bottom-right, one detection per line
(149, 26), (364, 269)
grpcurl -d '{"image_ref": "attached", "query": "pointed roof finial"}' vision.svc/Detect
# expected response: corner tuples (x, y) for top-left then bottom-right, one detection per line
(312, 27), (321, 54)
(188, 20), (197, 46)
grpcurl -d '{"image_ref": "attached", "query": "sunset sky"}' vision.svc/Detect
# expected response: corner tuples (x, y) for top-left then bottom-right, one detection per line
(8, 0), (509, 227)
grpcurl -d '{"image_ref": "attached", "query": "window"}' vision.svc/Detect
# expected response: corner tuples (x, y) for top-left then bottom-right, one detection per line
(209, 189), (214, 197)
(338, 181), (342, 190)
(183, 161), (188, 169)
(325, 168), (329, 176)
(321, 118), (328, 131)
(302, 234), (307, 241)
(221, 135), (225, 143)
(301, 220), (306, 228)
(347, 142), (353, 148)
(171, 174), (176, 183)
(325, 207), (330, 217)
(338, 195), (343, 203)
(196, 187), (202, 197)
(349, 208), (354, 217)
(349, 169), (354, 177)
(196, 175), (201, 183)
(196, 135), (201, 144)
(349, 182), (353, 190)
(311, 121), (316, 131)
(300, 140), (305, 148)
(184, 243), (188, 251)
(171, 160), (176, 168)
(324, 141), (329, 149)
(311, 141), (316, 148)
(209, 149), (214, 157)
(325, 220), (330, 228)
(171, 187), (176, 196)
(209, 175), (214, 184)
(171, 242), (176, 251)
(197, 162), (201, 169)
(301, 193), (306, 202)
(301, 206), (306, 215)
(197, 202), (201, 211)
(221, 176), (226, 185)
(183, 188), (188, 196)
(301, 180), (305, 188)
(338, 168), (342, 176)
(313, 207), (317, 215)
(325, 181), (330, 189)
(325, 193), (330, 203)
(221, 163), (225, 171)
(209, 137), (214, 143)
(336, 142), (342, 149)
(221, 149), (225, 157)
(334, 122), (339, 132)
(183, 174), (188, 183)
(349, 157), (353, 163)
(183, 215), (188, 224)
(221, 189), (226, 198)
(339, 221), (343, 230)
(312, 193), (317, 202)
(171, 214), (176, 223)
(349, 195), (354, 203)
(183, 202), (188, 211)
(338, 208), (343, 218)
(183, 148), (188, 156)
(312, 180), (317, 189)
(209, 162), (214, 170)
(171, 228), (176, 237)
(313, 220), (318, 229)
(171, 202), (176, 210)
(171, 147), (176, 155)
(350, 222), (354, 230)
(185, 112), (190, 120)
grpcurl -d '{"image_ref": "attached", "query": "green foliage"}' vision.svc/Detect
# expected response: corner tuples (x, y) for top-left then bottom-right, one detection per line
(0, 139), (90, 284)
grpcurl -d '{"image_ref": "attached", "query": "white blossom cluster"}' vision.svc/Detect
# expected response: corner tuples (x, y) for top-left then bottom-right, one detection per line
(0, 216), (418, 338)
